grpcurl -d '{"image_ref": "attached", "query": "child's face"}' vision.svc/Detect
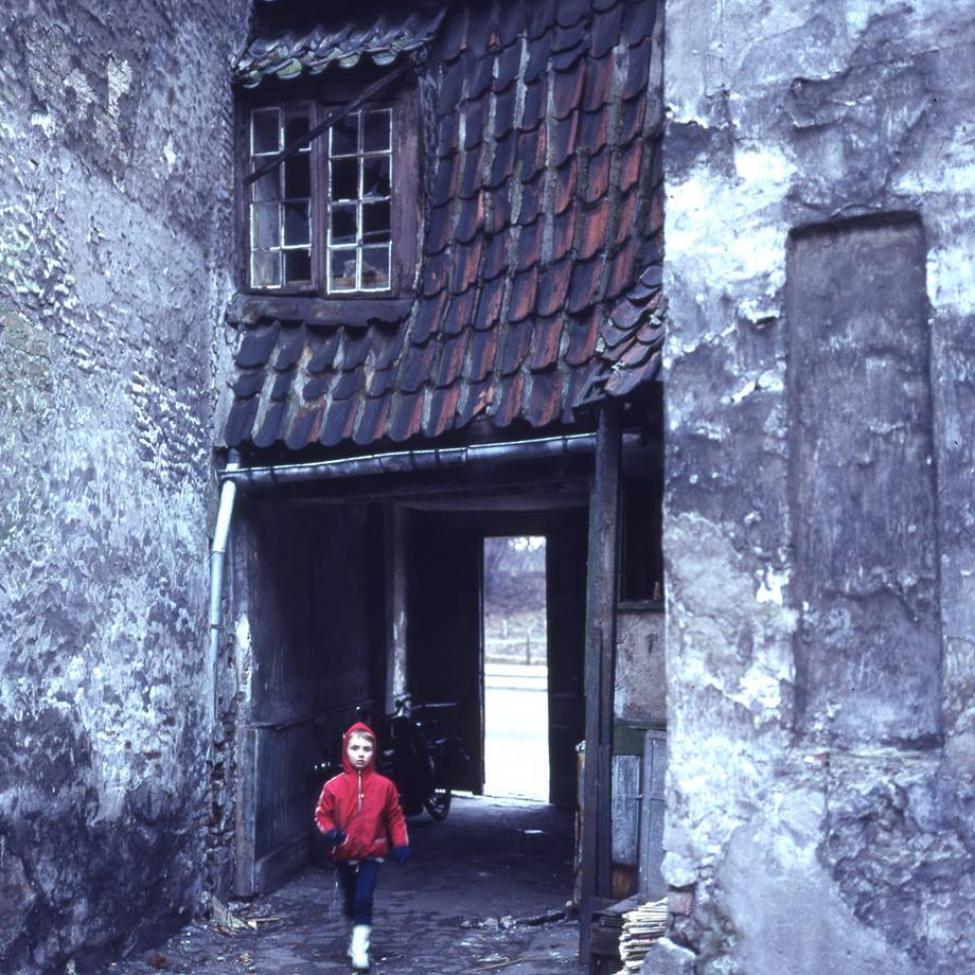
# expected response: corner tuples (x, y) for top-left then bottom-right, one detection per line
(346, 733), (375, 770)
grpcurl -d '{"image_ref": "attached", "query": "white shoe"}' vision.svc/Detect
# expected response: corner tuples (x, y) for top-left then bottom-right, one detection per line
(350, 923), (371, 971)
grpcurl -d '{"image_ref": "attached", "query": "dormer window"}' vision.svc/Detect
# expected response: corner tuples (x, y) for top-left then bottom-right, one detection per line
(241, 87), (417, 301)
(249, 105), (313, 289)
(326, 108), (393, 293)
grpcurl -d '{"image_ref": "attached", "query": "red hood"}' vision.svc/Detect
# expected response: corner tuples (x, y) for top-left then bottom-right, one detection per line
(341, 721), (378, 775)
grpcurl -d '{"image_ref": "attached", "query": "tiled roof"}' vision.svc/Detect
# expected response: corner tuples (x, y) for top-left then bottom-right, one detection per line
(235, 9), (446, 87)
(225, 0), (664, 453)
(576, 271), (665, 405)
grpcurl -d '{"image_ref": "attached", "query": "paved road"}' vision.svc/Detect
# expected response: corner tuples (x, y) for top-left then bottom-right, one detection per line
(485, 663), (548, 690)
(484, 664), (549, 800)
(104, 796), (581, 975)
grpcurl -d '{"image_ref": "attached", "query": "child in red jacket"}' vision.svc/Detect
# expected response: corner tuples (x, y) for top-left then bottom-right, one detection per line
(315, 721), (410, 971)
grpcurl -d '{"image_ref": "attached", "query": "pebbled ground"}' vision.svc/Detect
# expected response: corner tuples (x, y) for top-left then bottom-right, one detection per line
(103, 796), (583, 975)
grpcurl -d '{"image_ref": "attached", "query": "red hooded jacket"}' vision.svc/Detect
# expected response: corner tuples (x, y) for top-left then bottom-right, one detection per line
(314, 722), (409, 862)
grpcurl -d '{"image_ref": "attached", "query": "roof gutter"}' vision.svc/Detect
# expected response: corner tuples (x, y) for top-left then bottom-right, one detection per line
(219, 431), (620, 487)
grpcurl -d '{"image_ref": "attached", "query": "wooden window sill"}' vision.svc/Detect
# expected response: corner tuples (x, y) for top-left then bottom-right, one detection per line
(228, 292), (412, 327)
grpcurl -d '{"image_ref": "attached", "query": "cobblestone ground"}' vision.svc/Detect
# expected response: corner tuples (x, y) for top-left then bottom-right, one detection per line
(104, 797), (583, 975)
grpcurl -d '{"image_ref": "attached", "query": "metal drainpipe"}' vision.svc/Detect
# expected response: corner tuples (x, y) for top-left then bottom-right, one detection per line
(219, 431), (635, 488)
(208, 449), (241, 734)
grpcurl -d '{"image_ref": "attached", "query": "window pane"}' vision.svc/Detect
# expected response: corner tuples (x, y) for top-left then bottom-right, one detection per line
(284, 202), (310, 245)
(285, 112), (310, 148)
(251, 250), (281, 288)
(329, 248), (357, 292)
(251, 203), (280, 249)
(363, 109), (392, 152)
(331, 158), (358, 200)
(362, 156), (391, 198)
(362, 201), (391, 243)
(361, 245), (390, 290)
(252, 168), (280, 203)
(284, 154), (310, 198)
(284, 248), (311, 282)
(251, 109), (280, 155)
(330, 114), (358, 156)
(330, 204), (357, 245)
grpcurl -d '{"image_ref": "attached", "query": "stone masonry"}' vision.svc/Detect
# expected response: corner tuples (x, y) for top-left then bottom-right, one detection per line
(659, 2), (975, 973)
(0, 3), (249, 973)
(3, 2), (975, 974)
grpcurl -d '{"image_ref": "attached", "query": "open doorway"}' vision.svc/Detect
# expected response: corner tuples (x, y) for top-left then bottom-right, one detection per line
(406, 509), (588, 810)
(483, 536), (549, 799)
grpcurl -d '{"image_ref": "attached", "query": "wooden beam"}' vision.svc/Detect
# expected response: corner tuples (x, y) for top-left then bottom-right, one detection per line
(231, 514), (258, 897)
(639, 730), (668, 899)
(580, 404), (622, 966)
(242, 462), (594, 507)
(384, 505), (409, 713)
(234, 725), (258, 897)
(227, 293), (411, 327)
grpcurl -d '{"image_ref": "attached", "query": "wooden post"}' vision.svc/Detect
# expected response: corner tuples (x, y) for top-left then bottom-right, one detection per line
(385, 505), (409, 713)
(580, 404), (622, 966)
(231, 513), (258, 897)
(639, 730), (668, 899)
(234, 725), (257, 896)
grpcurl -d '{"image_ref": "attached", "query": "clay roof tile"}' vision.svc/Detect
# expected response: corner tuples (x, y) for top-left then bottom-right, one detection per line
(494, 42), (522, 92)
(353, 394), (391, 445)
(509, 264), (540, 322)
(236, 321), (280, 368)
(590, 3), (624, 58)
(465, 326), (500, 382)
(387, 389), (424, 442)
(499, 318), (534, 374)
(233, 369), (265, 399)
(529, 314), (564, 369)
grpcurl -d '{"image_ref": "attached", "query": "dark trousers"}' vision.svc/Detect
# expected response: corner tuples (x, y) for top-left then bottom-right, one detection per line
(337, 859), (381, 925)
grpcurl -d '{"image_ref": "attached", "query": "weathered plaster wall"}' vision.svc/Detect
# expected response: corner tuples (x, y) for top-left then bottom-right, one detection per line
(0, 3), (249, 972)
(615, 609), (666, 726)
(657, 2), (975, 973)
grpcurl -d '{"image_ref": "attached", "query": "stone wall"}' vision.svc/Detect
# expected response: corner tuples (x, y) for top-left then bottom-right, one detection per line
(0, 3), (249, 972)
(659, 2), (975, 973)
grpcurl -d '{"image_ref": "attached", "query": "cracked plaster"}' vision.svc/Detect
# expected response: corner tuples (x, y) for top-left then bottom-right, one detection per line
(0, 2), (250, 973)
(656, 1), (975, 972)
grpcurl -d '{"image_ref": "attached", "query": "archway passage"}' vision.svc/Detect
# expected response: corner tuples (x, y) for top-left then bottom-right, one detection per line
(198, 496), (590, 971)
(230, 491), (590, 916)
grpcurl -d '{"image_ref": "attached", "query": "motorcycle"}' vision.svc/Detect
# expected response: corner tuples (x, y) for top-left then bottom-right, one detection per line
(314, 694), (469, 821)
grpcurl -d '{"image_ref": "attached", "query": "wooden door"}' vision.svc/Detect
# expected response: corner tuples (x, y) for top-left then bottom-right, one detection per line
(546, 511), (589, 808)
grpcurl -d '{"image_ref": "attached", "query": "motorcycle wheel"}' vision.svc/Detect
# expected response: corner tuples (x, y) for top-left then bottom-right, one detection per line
(424, 788), (452, 821)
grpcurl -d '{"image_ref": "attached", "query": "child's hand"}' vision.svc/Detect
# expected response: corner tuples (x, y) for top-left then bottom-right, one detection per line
(322, 828), (346, 845)
(392, 846), (411, 865)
